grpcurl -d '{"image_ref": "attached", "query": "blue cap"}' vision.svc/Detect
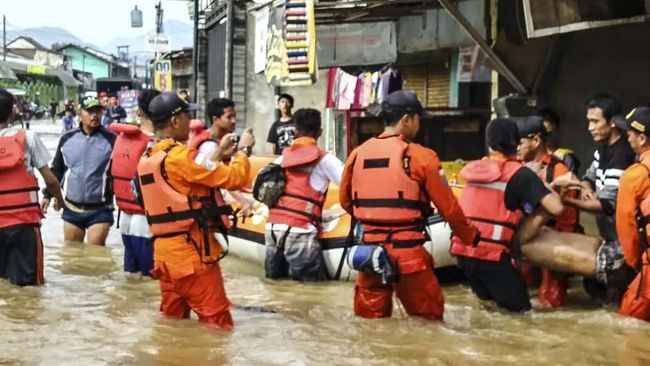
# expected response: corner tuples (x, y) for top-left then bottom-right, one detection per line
(382, 90), (432, 119)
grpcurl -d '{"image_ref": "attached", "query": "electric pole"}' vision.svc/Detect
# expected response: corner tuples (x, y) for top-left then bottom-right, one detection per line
(3, 15), (6, 61)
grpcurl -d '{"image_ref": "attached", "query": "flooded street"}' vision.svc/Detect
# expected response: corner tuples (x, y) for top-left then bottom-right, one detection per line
(0, 125), (649, 365)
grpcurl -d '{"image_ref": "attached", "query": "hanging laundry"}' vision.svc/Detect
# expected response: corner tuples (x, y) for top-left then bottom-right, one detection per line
(337, 71), (358, 110)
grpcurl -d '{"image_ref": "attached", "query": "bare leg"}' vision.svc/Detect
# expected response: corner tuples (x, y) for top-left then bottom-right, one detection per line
(86, 223), (111, 246)
(521, 226), (600, 277)
(64, 222), (86, 243)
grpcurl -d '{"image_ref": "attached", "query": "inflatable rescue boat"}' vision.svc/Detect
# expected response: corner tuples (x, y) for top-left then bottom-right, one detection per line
(227, 155), (463, 280)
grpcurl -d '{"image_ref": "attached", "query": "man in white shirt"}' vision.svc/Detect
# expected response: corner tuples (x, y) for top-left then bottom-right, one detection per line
(265, 108), (343, 281)
(0, 88), (63, 286)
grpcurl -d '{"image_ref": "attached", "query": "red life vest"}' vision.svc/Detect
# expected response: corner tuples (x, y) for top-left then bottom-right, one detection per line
(137, 143), (232, 262)
(187, 129), (212, 150)
(350, 135), (429, 246)
(450, 158), (523, 262)
(268, 144), (327, 229)
(109, 124), (152, 214)
(0, 130), (42, 227)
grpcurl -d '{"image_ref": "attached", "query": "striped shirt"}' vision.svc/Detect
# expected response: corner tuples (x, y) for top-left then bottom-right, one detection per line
(583, 136), (636, 241)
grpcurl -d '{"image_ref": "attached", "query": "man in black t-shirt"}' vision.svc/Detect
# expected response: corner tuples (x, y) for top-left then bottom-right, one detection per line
(450, 117), (565, 312)
(563, 93), (637, 302)
(267, 93), (296, 155)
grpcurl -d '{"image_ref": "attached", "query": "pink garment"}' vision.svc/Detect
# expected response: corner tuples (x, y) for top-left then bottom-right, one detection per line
(352, 74), (365, 109)
(337, 71), (358, 110)
(361, 72), (373, 108)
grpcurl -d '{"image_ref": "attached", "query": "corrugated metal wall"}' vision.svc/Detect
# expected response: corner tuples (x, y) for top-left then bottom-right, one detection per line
(402, 63), (450, 108)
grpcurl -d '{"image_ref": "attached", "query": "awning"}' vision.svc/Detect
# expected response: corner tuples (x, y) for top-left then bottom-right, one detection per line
(5, 60), (81, 86)
(0, 61), (18, 80)
(51, 69), (82, 86)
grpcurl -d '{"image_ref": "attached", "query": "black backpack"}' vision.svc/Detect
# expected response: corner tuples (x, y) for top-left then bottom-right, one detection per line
(252, 163), (286, 207)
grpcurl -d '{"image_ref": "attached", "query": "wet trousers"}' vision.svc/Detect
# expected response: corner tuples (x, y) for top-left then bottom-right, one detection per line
(264, 228), (328, 282)
(457, 254), (531, 312)
(153, 261), (233, 330)
(520, 263), (568, 307)
(0, 224), (44, 286)
(620, 253), (650, 321)
(354, 245), (444, 320)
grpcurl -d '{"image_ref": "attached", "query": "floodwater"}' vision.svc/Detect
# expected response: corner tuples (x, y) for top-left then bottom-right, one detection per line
(2, 211), (650, 365)
(2, 127), (650, 365)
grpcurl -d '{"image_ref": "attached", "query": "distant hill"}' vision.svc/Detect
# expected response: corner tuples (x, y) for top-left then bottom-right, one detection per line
(6, 26), (88, 48)
(102, 20), (193, 58)
(6, 19), (193, 59)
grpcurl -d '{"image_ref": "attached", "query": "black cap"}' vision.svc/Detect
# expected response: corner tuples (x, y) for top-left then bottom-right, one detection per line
(149, 92), (198, 122)
(486, 117), (520, 155)
(382, 90), (431, 119)
(516, 115), (547, 138)
(626, 107), (650, 135)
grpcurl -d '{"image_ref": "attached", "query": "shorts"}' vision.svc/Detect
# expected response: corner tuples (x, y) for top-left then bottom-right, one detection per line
(586, 240), (636, 303)
(264, 228), (328, 282)
(122, 234), (154, 276)
(62, 206), (114, 229)
(0, 224), (44, 286)
(457, 254), (531, 312)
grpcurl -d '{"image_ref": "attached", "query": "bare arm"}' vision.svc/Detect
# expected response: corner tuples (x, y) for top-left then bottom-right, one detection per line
(540, 191), (564, 216)
(562, 196), (602, 213)
(38, 165), (64, 211)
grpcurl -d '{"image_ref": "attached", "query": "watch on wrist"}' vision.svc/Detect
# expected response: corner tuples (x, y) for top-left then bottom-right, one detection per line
(239, 146), (252, 156)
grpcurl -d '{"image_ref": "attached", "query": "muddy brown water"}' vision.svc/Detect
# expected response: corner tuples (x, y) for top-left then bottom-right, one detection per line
(0, 211), (649, 365)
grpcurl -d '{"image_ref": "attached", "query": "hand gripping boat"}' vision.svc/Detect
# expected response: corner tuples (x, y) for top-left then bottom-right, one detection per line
(225, 155), (459, 280)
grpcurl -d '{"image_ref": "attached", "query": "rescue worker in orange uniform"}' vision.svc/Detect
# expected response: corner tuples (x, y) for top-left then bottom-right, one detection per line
(537, 108), (580, 175)
(450, 117), (565, 312)
(0, 89), (64, 286)
(616, 107), (650, 321)
(516, 116), (580, 307)
(266, 108), (343, 281)
(136, 92), (254, 329)
(340, 91), (479, 320)
(109, 89), (160, 279)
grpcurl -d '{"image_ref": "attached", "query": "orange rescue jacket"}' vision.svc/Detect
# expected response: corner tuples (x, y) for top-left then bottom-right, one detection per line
(109, 124), (152, 214)
(0, 131), (42, 226)
(137, 143), (232, 262)
(350, 135), (429, 246)
(268, 144), (327, 229)
(450, 158), (523, 261)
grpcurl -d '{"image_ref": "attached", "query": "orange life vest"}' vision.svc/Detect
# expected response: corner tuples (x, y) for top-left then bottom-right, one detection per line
(268, 144), (327, 229)
(187, 128), (211, 150)
(350, 135), (429, 245)
(450, 158), (523, 262)
(109, 124), (152, 214)
(0, 131), (42, 227)
(137, 143), (232, 261)
(538, 154), (579, 233)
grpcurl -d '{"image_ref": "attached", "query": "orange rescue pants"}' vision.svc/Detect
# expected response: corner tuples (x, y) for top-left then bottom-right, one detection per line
(153, 261), (234, 330)
(620, 253), (650, 321)
(354, 245), (444, 320)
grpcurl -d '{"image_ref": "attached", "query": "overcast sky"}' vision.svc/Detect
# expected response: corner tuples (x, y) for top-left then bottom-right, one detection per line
(2, 0), (191, 45)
